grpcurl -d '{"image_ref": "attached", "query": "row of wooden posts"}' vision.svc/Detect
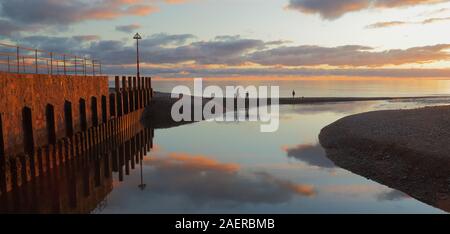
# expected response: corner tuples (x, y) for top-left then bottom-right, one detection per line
(0, 76), (154, 195)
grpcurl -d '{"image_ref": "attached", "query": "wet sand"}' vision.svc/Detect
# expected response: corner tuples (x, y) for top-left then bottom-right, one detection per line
(319, 105), (450, 212)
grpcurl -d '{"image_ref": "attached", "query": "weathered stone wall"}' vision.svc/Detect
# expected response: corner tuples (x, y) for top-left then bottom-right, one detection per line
(0, 72), (109, 154)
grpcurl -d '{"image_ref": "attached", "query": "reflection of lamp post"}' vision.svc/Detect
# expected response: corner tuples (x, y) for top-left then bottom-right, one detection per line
(133, 33), (142, 79)
(138, 154), (146, 190)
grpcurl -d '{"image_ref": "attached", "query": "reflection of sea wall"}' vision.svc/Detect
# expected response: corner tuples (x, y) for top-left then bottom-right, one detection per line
(0, 123), (154, 213)
(0, 76), (154, 199)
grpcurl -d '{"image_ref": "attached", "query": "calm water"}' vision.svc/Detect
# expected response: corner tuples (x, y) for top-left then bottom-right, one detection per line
(97, 98), (450, 214)
(149, 77), (450, 98)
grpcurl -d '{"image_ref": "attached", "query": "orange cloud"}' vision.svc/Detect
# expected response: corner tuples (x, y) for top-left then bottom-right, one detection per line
(151, 152), (240, 173)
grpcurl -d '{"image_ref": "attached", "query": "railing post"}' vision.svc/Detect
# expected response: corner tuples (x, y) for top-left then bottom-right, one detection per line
(50, 52), (53, 75)
(84, 58), (87, 76)
(56, 59), (59, 75)
(22, 57), (25, 73)
(63, 54), (66, 75)
(16, 46), (20, 74)
(35, 49), (38, 74)
(74, 56), (77, 75)
(92, 60), (95, 76)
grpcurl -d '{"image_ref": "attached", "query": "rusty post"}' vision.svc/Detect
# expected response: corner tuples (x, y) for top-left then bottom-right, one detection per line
(128, 76), (132, 91)
(7, 56), (10, 73)
(137, 76), (141, 90)
(122, 76), (127, 91)
(115, 76), (120, 92)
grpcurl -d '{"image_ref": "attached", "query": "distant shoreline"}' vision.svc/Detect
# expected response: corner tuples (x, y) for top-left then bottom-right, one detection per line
(150, 91), (450, 104)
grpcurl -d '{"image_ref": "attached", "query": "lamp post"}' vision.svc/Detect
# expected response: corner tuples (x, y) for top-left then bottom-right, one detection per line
(133, 33), (142, 79)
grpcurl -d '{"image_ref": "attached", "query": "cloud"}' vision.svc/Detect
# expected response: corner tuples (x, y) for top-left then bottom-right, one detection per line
(12, 33), (450, 77)
(0, 0), (157, 25)
(115, 24), (142, 33)
(283, 144), (336, 169)
(367, 16), (450, 28)
(249, 44), (450, 67)
(0, 19), (27, 36)
(0, 0), (159, 34)
(287, 0), (447, 19)
(366, 21), (408, 28)
(72, 35), (101, 42)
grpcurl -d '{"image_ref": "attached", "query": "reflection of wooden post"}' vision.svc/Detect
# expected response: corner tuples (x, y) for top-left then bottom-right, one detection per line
(118, 144), (124, 182)
(0, 114), (5, 193)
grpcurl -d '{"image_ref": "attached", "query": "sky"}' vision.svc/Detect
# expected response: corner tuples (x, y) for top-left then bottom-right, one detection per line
(1, 0), (450, 78)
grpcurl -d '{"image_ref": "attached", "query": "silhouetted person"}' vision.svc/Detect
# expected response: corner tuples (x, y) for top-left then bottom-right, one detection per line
(292, 90), (296, 98)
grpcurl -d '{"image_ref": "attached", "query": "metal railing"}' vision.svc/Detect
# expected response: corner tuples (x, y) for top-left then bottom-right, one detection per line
(0, 42), (102, 76)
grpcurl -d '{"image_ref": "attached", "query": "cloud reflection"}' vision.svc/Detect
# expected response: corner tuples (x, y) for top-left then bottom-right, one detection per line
(142, 153), (316, 205)
(103, 151), (317, 212)
(283, 144), (336, 169)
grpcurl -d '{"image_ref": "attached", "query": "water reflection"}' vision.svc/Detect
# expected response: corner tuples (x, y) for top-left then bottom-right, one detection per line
(1, 98), (449, 213)
(140, 151), (314, 205)
(283, 144), (336, 169)
(0, 125), (154, 214)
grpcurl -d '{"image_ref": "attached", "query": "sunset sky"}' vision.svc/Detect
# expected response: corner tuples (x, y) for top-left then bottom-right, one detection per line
(1, 0), (450, 78)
